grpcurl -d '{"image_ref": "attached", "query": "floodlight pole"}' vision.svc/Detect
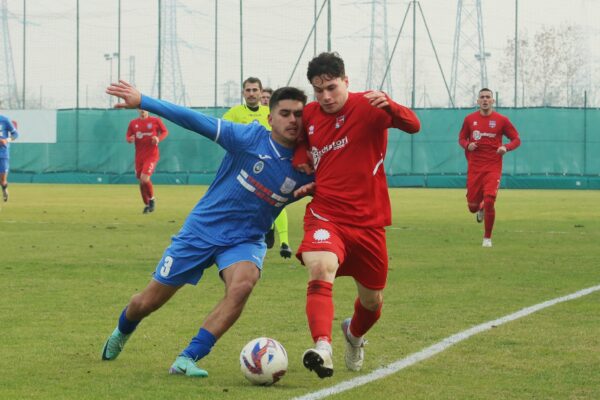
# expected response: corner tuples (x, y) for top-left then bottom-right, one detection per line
(514, 0), (518, 107)
(117, 0), (121, 82)
(411, 0), (416, 108)
(239, 0), (244, 103)
(22, 0), (26, 108)
(214, 0), (218, 107)
(157, 0), (162, 99)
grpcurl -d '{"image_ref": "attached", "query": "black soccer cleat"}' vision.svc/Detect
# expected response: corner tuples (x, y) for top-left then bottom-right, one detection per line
(143, 205), (150, 214)
(302, 348), (334, 379)
(279, 243), (292, 259)
(148, 199), (155, 213)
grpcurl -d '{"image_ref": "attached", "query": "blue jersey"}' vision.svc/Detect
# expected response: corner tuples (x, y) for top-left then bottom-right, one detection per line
(140, 95), (313, 246)
(0, 115), (19, 159)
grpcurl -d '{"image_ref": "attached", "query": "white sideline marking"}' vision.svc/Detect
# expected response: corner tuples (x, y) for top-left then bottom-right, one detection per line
(292, 284), (600, 400)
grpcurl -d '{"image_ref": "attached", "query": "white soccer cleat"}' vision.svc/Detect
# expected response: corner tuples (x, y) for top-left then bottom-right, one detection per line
(482, 238), (493, 248)
(341, 318), (365, 371)
(302, 341), (333, 378)
(476, 208), (484, 223)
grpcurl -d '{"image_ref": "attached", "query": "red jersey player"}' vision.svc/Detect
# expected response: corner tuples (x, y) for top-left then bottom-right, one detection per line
(293, 52), (420, 378)
(458, 88), (521, 247)
(126, 109), (168, 213)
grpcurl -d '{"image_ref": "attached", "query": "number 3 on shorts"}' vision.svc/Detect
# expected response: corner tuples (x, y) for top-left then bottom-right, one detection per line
(160, 256), (173, 277)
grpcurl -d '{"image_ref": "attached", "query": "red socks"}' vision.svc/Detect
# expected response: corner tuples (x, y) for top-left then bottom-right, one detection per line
(483, 196), (496, 239)
(139, 181), (154, 205)
(306, 280), (334, 343)
(145, 180), (154, 200)
(350, 297), (382, 338)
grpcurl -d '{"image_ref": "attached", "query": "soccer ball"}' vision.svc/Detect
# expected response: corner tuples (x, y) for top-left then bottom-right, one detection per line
(240, 337), (288, 385)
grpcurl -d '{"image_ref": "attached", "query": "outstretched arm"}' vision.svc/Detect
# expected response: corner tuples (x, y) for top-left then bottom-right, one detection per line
(107, 80), (220, 140)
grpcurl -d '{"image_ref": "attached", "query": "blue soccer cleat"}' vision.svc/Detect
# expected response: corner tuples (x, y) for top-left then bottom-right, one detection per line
(169, 356), (208, 378)
(101, 327), (131, 361)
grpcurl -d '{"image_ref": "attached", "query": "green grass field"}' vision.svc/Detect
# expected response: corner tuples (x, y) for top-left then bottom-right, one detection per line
(1, 184), (599, 399)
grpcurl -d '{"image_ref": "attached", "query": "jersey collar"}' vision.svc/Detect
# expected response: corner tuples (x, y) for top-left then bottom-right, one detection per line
(268, 136), (293, 160)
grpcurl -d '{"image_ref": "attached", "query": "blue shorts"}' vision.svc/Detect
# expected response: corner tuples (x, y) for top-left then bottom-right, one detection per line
(152, 228), (267, 287)
(0, 158), (8, 173)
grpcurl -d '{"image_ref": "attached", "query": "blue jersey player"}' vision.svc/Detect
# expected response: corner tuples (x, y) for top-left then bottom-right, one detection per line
(101, 80), (313, 377)
(0, 115), (19, 202)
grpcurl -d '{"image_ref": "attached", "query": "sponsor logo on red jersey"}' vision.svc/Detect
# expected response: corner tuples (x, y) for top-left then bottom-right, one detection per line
(310, 136), (349, 169)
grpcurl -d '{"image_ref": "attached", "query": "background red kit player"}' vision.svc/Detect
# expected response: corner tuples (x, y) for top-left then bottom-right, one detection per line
(458, 88), (521, 247)
(126, 109), (168, 214)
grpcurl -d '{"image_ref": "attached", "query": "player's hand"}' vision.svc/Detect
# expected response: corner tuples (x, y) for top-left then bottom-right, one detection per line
(126, 136), (135, 143)
(294, 182), (315, 198)
(106, 80), (142, 109)
(0, 139), (7, 146)
(295, 150), (315, 174)
(497, 145), (507, 155)
(295, 163), (314, 175)
(151, 136), (159, 145)
(467, 142), (478, 152)
(364, 91), (390, 109)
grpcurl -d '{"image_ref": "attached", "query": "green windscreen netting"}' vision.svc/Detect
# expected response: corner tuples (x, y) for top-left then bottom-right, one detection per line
(9, 107), (600, 188)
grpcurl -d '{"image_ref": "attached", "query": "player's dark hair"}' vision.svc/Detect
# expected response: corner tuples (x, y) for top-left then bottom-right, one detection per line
(262, 87), (273, 94)
(269, 87), (307, 110)
(479, 88), (493, 96)
(307, 52), (346, 82)
(243, 77), (263, 90)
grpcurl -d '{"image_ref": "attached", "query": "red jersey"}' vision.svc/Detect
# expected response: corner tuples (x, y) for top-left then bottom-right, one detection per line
(458, 111), (520, 172)
(293, 92), (420, 228)
(126, 116), (168, 160)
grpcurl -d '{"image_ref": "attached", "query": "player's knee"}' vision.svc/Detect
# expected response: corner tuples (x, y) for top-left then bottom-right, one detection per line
(483, 196), (495, 212)
(129, 293), (162, 316)
(307, 261), (337, 281)
(227, 279), (257, 303)
(360, 292), (383, 311)
(467, 202), (480, 213)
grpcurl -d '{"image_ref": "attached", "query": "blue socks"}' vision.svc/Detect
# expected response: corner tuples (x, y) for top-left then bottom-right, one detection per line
(117, 307), (140, 335)
(181, 328), (217, 361)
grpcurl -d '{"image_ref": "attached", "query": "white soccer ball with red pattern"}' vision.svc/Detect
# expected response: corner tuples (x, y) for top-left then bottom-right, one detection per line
(240, 337), (288, 385)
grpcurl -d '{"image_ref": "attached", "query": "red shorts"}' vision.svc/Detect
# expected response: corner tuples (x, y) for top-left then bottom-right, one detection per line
(466, 170), (501, 204)
(296, 210), (388, 290)
(135, 158), (157, 179)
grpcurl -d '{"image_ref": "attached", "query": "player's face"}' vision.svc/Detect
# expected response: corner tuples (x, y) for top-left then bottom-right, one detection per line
(260, 92), (271, 106)
(477, 91), (494, 114)
(269, 99), (304, 148)
(311, 75), (349, 114)
(139, 110), (149, 119)
(243, 83), (261, 107)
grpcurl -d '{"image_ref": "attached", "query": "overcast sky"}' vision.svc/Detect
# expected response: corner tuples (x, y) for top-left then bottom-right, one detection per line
(2, 0), (599, 108)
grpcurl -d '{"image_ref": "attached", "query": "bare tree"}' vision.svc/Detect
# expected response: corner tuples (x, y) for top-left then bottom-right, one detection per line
(498, 24), (587, 107)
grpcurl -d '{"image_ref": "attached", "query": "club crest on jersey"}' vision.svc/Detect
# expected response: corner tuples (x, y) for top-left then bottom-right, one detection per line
(473, 130), (481, 140)
(308, 125), (315, 135)
(335, 115), (345, 129)
(147, 123), (153, 130)
(253, 161), (264, 174)
(489, 120), (496, 128)
(313, 229), (331, 242)
(279, 177), (296, 194)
